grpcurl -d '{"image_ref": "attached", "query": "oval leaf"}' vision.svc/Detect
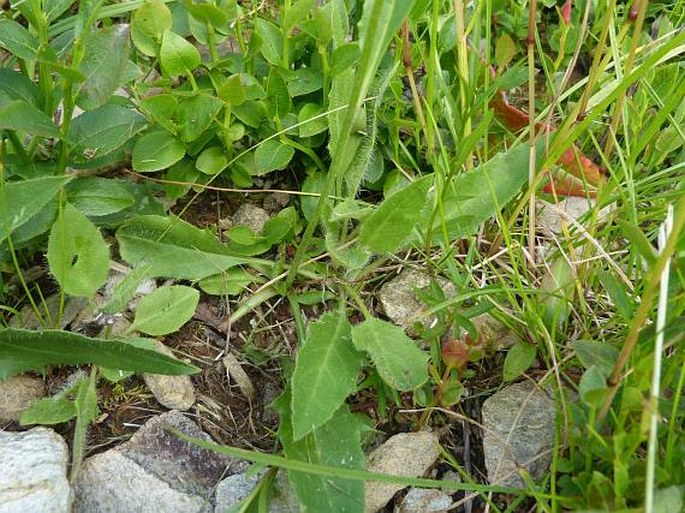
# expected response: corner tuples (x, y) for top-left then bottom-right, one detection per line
(351, 318), (428, 391)
(292, 312), (361, 440)
(131, 285), (199, 336)
(160, 30), (201, 76)
(502, 341), (537, 381)
(255, 139), (295, 175)
(47, 203), (110, 298)
(132, 130), (185, 172)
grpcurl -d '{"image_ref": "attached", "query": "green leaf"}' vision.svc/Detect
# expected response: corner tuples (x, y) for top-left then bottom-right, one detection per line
(76, 25), (131, 110)
(424, 143), (540, 243)
(0, 175), (71, 244)
(284, 0), (316, 32)
(255, 18), (283, 66)
(69, 103), (146, 159)
(330, 42), (360, 75)
(502, 341), (537, 381)
(572, 340), (619, 377)
(292, 312), (361, 440)
(185, 1), (230, 26)
(132, 130), (186, 172)
(196, 146), (228, 175)
(0, 328), (199, 380)
(130, 285), (199, 336)
(597, 269), (634, 320)
(617, 220), (657, 267)
(140, 93), (178, 134)
(198, 268), (256, 295)
(255, 139), (295, 175)
(0, 19), (39, 61)
(47, 203), (110, 298)
(216, 74), (246, 106)
(266, 69), (291, 118)
(298, 103), (327, 137)
(495, 34), (515, 69)
(359, 176), (432, 253)
(67, 178), (136, 217)
(116, 215), (247, 280)
(176, 93), (223, 142)
(160, 30), (201, 76)
(0, 68), (43, 108)
(0, 100), (59, 138)
(20, 396), (77, 425)
(351, 318), (429, 391)
(276, 393), (366, 513)
(131, 0), (172, 57)
(286, 68), (324, 97)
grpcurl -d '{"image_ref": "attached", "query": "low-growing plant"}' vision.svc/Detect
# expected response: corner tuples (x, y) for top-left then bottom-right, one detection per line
(1, 0), (684, 511)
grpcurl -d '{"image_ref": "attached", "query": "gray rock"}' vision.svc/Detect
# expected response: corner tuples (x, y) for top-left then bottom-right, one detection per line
(214, 468), (299, 513)
(365, 431), (441, 513)
(0, 427), (71, 513)
(481, 381), (556, 488)
(117, 410), (242, 498)
(232, 203), (270, 234)
(143, 341), (196, 411)
(72, 450), (209, 513)
(0, 374), (46, 422)
(471, 314), (519, 351)
(395, 488), (453, 513)
(378, 270), (455, 329)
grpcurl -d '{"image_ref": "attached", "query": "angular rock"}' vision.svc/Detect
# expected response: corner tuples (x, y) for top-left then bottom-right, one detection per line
(232, 203), (270, 234)
(118, 410), (242, 498)
(396, 487), (453, 513)
(365, 431), (441, 513)
(379, 270), (455, 329)
(214, 468), (299, 513)
(143, 341), (196, 410)
(481, 381), (556, 488)
(72, 450), (208, 513)
(0, 427), (71, 513)
(0, 374), (46, 422)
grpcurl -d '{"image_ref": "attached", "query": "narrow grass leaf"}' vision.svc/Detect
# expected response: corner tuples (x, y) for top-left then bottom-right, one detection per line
(617, 220), (658, 267)
(359, 175), (432, 253)
(291, 312), (361, 440)
(351, 318), (429, 391)
(0, 328), (199, 380)
(503, 341), (537, 381)
(47, 203), (109, 298)
(0, 175), (71, 243)
(131, 285), (199, 336)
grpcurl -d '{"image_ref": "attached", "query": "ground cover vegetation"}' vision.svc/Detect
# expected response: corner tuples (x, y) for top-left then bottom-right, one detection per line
(0, 0), (683, 510)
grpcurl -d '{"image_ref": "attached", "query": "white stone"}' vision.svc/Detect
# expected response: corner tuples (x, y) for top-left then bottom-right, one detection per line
(395, 487), (453, 512)
(232, 203), (270, 234)
(0, 427), (71, 513)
